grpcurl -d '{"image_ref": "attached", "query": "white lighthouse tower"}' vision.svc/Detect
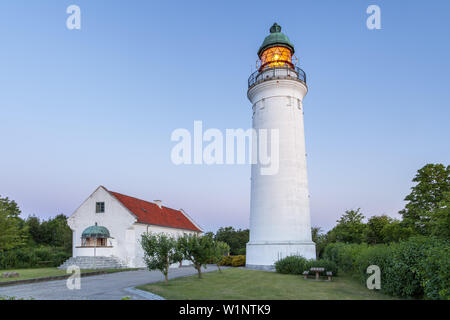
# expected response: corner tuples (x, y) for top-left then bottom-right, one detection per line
(246, 23), (316, 268)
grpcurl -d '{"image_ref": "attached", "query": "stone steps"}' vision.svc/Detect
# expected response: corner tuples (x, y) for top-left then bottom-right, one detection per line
(58, 256), (128, 270)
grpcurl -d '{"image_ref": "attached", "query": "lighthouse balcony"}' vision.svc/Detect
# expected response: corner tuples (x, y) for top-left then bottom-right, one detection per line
(248, 66), (307, 89)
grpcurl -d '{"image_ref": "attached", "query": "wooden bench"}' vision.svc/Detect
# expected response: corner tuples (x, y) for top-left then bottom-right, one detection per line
(326, 271), (333, 281)
(310, 267), (325, 280)
(303, 268), (333, 281)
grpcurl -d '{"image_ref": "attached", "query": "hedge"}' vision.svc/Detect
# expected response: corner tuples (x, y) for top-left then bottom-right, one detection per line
(231, 255), (246, 267)
(219, 255), (246, 267)
(322, 236), (449, 300)
(0, 246), (71, 269)
(323, 243), (368, 274)
(418, 242), (450, 300)
(219, 255), (233, 266)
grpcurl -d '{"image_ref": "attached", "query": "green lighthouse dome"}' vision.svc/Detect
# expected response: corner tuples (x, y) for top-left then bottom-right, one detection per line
(257, 23), (295, 57)
(81, 223), (110, 238)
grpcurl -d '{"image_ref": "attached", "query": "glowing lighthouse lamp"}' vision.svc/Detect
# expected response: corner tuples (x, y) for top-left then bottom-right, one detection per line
(246, 23), (316, 269)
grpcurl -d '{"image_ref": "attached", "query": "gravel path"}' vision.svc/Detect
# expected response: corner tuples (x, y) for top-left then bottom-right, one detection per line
(0, 265), (220, 300)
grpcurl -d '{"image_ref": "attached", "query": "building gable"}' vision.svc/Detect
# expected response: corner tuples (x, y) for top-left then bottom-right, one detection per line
(67, 186), (136, 231)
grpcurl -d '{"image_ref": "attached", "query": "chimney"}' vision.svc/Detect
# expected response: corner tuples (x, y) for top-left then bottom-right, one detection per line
(154, 200), (162, 208)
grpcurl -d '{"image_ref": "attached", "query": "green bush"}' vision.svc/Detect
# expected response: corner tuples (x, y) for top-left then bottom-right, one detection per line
(418, 241), (450, 300)
(323, 243), (367, 274)
(274, 256), (309, 275)
(322, 236), (450, 299)
(380, 238), (426, 297)
(355, 244), (392, 283)
(383, 237), (449, 299)
(274, 256), (338, 276)
(322, 243), (341, 262)
(0, 246), (70, 269)
(231, 255), (246, 267)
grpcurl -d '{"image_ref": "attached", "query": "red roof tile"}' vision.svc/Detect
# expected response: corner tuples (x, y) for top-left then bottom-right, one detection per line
(109, 191), (201, 232)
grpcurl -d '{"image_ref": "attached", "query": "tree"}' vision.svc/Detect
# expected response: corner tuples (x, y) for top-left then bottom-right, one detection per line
(45, 214), (72, 252)
(140, 232), (182, 284)
(214, 227), (249, 255)
(211, 241), (230, 272)
(428, 191), (450, 239)
(0, 196), (27, 252)
(25, 215), (42, 245)
(311, 227), (327, 258)
(364, 215), (393, 244)
(25, 214), (73, 252)
(380, 219), (414, 243)
(330, 209), (367, 243)
(400, 164), (450, 235)
(178, 233), (215, 279)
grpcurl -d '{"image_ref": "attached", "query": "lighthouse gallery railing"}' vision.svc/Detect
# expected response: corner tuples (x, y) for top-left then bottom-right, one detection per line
(248, 66), (307, 89)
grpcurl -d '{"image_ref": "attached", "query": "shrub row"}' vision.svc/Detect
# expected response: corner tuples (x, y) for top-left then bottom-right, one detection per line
(274, 256), (338, 276)
(0, 246), (71, 269)
(322, 236), (449, 300)
(322, 243), (368, 274)
(219, 255), (246, 267)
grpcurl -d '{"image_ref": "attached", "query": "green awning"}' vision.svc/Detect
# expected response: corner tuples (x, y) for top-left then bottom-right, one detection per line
(81, 223), (110, 238)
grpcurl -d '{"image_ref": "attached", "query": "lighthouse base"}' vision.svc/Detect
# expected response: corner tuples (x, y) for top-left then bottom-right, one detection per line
(245, 241), (316, 269)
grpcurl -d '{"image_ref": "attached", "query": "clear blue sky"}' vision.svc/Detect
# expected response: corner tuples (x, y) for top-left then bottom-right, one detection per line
(0, 1), (449, 232)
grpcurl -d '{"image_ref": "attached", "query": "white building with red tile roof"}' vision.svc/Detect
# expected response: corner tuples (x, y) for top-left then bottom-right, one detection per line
(65, 186), (202, 268)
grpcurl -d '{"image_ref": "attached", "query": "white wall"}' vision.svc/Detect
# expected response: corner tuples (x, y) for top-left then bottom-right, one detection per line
(67, 187), (137, 265)
(68, 186), (201, 268)
(246, 78), (316, 266)
(133, 223), (199, 268)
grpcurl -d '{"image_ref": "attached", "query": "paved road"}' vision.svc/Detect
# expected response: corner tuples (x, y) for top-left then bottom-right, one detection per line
(0, 265), (220, 300)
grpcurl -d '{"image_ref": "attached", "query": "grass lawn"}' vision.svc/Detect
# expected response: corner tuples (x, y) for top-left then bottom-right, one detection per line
(0, 267), (139, 282)
(137, 268), (395, 300)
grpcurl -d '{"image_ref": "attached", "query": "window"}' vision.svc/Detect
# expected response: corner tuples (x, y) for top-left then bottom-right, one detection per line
(96, 202), (105, 213)
(82, 237), (108, 247)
